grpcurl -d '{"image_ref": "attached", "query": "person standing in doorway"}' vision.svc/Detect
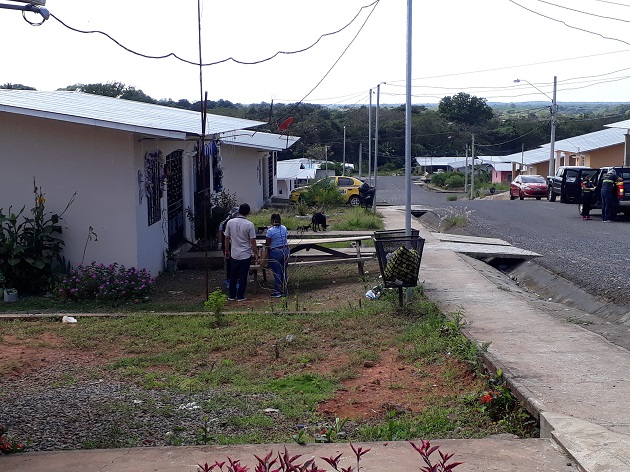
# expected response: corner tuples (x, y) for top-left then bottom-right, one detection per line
(601, 169), (617, 223)
(265, 213), (290, 298)
(580, 174), (595, 220)
(224, 203), (258, 301)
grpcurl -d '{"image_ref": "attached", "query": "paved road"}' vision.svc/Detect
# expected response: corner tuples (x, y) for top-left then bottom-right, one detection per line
(377, 175), (630, 308)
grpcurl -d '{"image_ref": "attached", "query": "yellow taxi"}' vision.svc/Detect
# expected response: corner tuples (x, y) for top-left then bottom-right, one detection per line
(289, 176), (364, 206)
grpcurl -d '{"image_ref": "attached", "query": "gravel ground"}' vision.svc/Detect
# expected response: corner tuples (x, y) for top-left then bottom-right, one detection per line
(0, 365), (281, 451)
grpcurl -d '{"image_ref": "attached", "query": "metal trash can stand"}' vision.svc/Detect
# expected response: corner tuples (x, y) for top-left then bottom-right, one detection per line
(373, 230), (425, 306)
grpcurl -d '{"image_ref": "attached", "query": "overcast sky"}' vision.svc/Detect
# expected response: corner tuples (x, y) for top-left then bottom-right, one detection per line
(2, 0), (630, 105)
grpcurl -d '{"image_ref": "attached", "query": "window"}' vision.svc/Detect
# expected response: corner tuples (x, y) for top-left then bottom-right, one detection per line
(145, 150), (163, 226)
(338, 177), (354, 186)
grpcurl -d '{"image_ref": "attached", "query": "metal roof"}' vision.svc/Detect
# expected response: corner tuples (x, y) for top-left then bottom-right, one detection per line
(0, 90), (264, 139)
(277, 161), (316, 180)
(492, 162), (515, 172)
(220, 130), (300, 151)
(605, 119), (630, 130)
(502, 147), (552, 166)
(551, 127), (625, 153)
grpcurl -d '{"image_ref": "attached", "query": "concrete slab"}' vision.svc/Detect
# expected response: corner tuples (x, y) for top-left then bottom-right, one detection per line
(0, 438), (574, 472)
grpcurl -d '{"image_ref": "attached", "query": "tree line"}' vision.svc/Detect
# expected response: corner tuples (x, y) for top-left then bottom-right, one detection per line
(3, 81), (630, 169)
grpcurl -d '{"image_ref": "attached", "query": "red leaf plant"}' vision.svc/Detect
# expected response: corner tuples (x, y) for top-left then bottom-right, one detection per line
(410, 439), (463, 472)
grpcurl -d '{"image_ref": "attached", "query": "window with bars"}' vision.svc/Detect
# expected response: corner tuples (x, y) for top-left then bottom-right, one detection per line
(145, 151), (163, 226)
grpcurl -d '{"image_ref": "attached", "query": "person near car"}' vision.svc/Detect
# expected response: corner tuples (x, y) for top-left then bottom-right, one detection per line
(265, 213), (290, 298)
(600, 169), (618, 223)
(580, 174), (595, 220)
(224, 203), (258, 301)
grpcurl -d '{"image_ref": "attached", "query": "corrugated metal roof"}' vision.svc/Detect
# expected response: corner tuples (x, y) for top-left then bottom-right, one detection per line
(277, 162), (303, 179)
(220, 130), (300, 151)
(605, 119), (630, 130)
(0, 90), (264, 139)
(552, 127), (625, 153)
(502, 147), (551, 166)
(492, 162), (515, 172)
(276, 161), (316, 180)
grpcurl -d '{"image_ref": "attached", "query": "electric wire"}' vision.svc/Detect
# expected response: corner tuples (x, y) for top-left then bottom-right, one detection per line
(46, 1), (379, 67)
(507, 0), (630, 48)
(533, 0), (630, 23)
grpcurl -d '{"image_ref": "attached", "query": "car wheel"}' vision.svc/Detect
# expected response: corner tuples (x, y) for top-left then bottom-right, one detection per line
(349, 195), (361, 207)
(509, 191), (515, 200)
(519, 190), (524, 200)
(548, 187), (556, 202)
(536, 197), (541, 200)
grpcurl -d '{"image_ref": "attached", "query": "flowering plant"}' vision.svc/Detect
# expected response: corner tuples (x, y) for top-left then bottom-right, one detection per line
(0, 425), (26, 454)
(479, 369), (515, 420)
(56, 262), (154, 303)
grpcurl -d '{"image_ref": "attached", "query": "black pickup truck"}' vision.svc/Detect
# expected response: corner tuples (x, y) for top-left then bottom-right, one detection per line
(576, 166), (630, 217)
(546, 166), (593, 203)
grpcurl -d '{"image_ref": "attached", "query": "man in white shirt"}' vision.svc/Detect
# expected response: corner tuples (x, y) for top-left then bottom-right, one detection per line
(224, 203), (258, 301)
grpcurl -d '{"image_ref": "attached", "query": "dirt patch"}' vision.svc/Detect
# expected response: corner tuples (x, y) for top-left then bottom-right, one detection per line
(0, 264), (483, 423)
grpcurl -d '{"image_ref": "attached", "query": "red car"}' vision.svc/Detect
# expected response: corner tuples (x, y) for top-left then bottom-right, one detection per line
(509, 174), (547, 200)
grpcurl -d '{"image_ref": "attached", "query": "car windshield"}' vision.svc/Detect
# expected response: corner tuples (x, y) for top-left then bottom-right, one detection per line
(521, 176), (545, 183)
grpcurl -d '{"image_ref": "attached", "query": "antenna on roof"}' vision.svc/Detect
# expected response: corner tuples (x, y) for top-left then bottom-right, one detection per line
(1, 0), (50, 23)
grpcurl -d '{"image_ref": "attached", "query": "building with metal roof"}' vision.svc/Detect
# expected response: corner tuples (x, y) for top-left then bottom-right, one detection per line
(0, 90), (299, 277)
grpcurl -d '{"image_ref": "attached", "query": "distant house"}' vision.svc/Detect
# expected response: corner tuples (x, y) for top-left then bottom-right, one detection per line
(0, 90), (298, 275)
(490, 162), (514, 183)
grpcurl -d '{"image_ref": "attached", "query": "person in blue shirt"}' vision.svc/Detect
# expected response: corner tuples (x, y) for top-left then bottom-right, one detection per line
(265, 214), (290, 298)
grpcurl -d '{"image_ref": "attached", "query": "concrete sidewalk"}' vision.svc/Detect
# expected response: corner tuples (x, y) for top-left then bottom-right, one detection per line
(4, 205), (630, 471)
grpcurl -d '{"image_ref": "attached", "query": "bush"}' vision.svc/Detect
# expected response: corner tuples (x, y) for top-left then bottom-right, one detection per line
(0, 181), (74, 294)
(56, 262), (154, 303)
(444, 173), (465, 189)
(302, 179), (344, 206)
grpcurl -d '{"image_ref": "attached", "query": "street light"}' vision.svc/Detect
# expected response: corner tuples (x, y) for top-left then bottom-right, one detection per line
(514, 77), (557, 177)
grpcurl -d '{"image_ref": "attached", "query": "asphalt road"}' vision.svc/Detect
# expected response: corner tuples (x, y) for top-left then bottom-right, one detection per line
(376, 175), (630, 307)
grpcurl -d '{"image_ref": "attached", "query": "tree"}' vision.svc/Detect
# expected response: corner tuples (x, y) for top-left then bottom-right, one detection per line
(1, 83), (36, 90)
(438, 92), (494, 126)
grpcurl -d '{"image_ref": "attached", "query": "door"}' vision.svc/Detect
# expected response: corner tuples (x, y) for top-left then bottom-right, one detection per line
(166, 150), (184, 250)
(563, 169), (581, 203)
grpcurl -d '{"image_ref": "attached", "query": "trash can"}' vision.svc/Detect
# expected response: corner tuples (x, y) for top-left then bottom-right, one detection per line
(373, 229), (424, 306)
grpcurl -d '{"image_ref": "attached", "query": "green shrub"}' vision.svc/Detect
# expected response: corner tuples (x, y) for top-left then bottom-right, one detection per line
(447, 195), (458, 201)
(302, 179), (344, 206)
(0, 182), (74, 294)
(430, 172), (447, 186)
(444, 174), (464, 189)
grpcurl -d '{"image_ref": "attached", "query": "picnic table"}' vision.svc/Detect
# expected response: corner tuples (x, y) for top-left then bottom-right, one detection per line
(249, 235), (374, 287)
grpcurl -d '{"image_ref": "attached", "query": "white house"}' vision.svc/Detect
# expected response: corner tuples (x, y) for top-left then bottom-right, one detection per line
(0, 90), (298, 275)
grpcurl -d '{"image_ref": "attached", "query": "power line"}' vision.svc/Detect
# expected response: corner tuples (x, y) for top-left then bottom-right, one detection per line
(507, 0), (630, 48)
(533, 0), (630, 23)
(47, 1), (379, 67)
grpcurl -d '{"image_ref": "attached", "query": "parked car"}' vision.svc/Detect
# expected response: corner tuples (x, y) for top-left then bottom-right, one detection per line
(289, 176), (368, 206)
(509, 174), (547, 200)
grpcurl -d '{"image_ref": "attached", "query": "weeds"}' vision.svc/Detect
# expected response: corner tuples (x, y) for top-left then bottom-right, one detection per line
(439, 207), (474, 231)
(205, 289), (228, 327)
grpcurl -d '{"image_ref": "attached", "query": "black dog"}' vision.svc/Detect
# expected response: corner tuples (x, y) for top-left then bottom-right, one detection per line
(296, 224), (311, 235)
(311, 212), (328, 232)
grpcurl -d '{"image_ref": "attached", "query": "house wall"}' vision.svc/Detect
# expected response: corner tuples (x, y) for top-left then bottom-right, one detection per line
(585, 145), (624, 168)
(0, 114), (144, 272)
(531, 162), (550, 176)
(220, 144), (266, 211)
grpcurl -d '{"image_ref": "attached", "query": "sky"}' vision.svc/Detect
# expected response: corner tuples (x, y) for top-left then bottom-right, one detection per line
(2, 0), (630, 106)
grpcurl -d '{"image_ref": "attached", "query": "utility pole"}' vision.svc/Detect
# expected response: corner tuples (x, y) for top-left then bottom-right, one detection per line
(471, 134), (475, 200)
(464, 145), (468, 193)
(404, 0), (412, 236)
(342, 125), (346, 176)
(374, 83), (380, 193)
(358, 143), (363, 179)
(368, 89), (373, 184)
(324, 145), (328, 174)
(549, 76), (558, 177)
